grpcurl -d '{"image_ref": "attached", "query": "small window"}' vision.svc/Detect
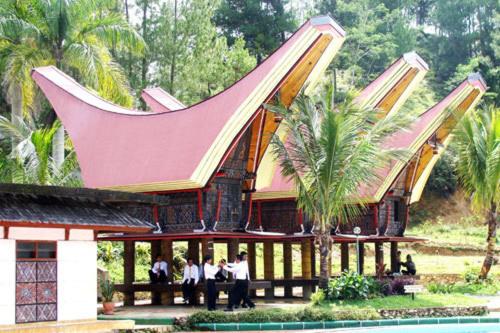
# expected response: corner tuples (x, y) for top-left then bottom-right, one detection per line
(16, 241), (57, 260)
(16, 242), (36, 259)
(38, 242), (56, 258)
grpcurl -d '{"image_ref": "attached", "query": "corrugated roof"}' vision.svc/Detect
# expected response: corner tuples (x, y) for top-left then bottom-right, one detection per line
(0, 185), (155, 231)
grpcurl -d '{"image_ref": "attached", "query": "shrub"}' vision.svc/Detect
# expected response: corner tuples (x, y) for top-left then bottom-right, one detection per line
(310, 289), (325, 305)
(427, 282), (455, 294)
(327, 271), (378, 300)
(186, 310), (232, 326)
(186, 306), (381, 327)
(388, 277), (415, 295)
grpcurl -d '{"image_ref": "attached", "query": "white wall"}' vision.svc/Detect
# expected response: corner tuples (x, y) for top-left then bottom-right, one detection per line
(57, 240), (97, 321)
(9, 227), (65, 241)
(0, 239), (15, 325)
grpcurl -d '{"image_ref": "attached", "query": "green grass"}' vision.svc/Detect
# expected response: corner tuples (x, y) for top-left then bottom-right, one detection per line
(407, 216), (496, 248)
(324, 293), (485, 310)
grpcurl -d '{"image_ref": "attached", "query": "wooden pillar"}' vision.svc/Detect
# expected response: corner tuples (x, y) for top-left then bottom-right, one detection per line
(340, 243), (349, 273)
(301, 239), (312, 299)
(310, 239), (316, 278)
(188, 239), (200, 264)
(247, 242), (257, 297)
(123, 241), (135, 306)
(188, 239), (201, 304)
(227, 239), (239, 282)
(263, 240), (274, 298)
(390, 241), (398, 273)
(160, 240), (174, 305)
(357, 242), (365, 275)
(283, 241), (293, 298)
(375, 242), (384, 278)
(227, 238), (239, 261)
(151, 240), (162, 305)
(202, 238), (214, 258)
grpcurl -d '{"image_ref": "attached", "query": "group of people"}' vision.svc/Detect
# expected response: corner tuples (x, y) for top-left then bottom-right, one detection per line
(395, 251), (417, 275)
(148, 251), (255, 311)
(203, 251), (255, 311)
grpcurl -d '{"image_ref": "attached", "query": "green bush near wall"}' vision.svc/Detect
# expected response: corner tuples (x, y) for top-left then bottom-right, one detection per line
(186, 307), (380, 326)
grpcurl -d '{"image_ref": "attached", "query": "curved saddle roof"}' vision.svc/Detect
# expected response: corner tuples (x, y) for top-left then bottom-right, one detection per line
(254, 51), (430, 199)
(255, 73), (486, 202)
(32, 16), (345, 192)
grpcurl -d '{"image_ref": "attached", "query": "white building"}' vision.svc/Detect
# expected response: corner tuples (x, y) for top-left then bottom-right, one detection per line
(0, 184), (154, 331)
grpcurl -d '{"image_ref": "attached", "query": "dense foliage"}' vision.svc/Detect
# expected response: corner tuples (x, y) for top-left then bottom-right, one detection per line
(326, 271), (379, 300)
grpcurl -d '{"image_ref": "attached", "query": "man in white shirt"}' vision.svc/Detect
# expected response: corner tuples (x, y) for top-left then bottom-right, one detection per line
(239, 251), (254, 309)
(203, 255), (219, 311)
(223, 254), (254, 311)
(182, 258), (199, 305)
(149, 255), (168, 284)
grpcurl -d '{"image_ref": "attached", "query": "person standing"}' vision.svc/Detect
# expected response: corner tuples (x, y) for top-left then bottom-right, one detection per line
(223, 254), (254, 311)
(149, 255), (168, 283)
(203, 255), (219, 311)
(239, 251), (254, 308)
(182, 258), (199, 305)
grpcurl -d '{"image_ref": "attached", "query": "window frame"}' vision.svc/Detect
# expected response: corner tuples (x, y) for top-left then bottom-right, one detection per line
(16, 241), (57, 261)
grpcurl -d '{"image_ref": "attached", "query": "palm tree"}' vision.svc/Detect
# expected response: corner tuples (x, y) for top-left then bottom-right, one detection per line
(0, 115), (82, 186)
(269, 88), (413, 289)
(0, 0), (144, 168)
(454, 104), (499, 279)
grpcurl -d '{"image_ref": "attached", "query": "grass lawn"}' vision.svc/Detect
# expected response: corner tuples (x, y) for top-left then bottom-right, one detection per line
(324, 293), (485, 310)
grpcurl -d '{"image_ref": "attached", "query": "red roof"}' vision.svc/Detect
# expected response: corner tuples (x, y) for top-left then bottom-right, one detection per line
(32, 16), (346, 192)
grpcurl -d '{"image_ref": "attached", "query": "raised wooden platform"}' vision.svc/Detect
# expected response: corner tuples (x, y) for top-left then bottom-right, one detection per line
(115, 280), (272, 293)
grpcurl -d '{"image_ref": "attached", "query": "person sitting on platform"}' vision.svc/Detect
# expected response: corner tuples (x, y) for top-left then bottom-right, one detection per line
(203, 255), (219, 311)
(149, 255), (168, 283)
(182, 258), (199, 305)
(401, 254), (416, 275)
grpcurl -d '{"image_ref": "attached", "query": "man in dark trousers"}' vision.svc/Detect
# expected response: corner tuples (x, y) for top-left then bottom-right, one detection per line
(239, 251), (254, 308)
(223, 254), (254, 311)
(203, 255), (219, 311)
(149, 255), (168, 283)
(181, 258), (199, 305)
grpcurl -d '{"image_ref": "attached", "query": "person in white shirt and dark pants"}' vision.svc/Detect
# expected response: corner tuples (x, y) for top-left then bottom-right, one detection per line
(182, 258), (199, 305)
(203, 254), (219, 311)
(149, 255), (168, 283)
(223, 254), (255, 311)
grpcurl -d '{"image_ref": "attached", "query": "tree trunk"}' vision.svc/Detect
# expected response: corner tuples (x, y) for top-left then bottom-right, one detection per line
(52, 126), (65, 170)
(318, 232), (331, 290)
(141, 0), (149, 89)
(480, 202), (497, 279)
(9, 84), (23, 149)
(169, 0), (178, 92)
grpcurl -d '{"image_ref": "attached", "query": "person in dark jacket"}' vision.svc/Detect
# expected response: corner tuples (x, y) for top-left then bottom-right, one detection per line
(401, 254), (416, 275)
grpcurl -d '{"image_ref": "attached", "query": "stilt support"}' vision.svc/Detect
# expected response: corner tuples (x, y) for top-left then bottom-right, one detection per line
(375, 242), (384, 278)
(247, 242), (257, 297)
(340, 243), (349, 273)
(301, 239), (312, 299)
(263, 240), (274, 299)
(283, 241), (293, 298)
(390, 241), (399, 273)
(161, 240), (174, 305)
(188, 239), (201, 304)
(151, 240), (162, 305)
(123, 240), (135, 306)
(357, 242), (365, 275)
